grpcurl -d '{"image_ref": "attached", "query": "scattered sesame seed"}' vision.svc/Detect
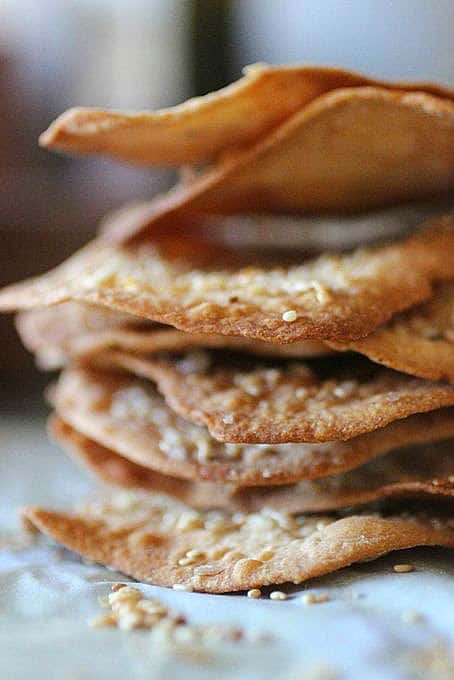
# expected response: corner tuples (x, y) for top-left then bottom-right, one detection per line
(393, 564), (414, 573)
(269, 591), (287, 601)
(172, 583), (194, 592)
(282, 310), (297, 322)
(302, 593), (330, 605)
(89, 613), (117, 628)
(247, 589), (262, 599)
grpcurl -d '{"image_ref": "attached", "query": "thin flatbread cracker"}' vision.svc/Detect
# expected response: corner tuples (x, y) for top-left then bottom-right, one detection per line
(16, 305), (329, 370)
(23, 495), (454, 592)
(16, 302), (152, 369)
(102, 89), (454, 242)
(39, 63), (454, 166)
(96, 351), (454, 443)
(1, 217), (454, 344)
(55, 419), (454, 514)
(329, 282), (454, 382)
(52, 366), (454, 485)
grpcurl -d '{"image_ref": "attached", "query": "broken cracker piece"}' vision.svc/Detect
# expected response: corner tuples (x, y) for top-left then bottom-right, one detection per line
(1, 216), (454, 344)
(22, 494), (454, 592)
(52, 366), (454, 484)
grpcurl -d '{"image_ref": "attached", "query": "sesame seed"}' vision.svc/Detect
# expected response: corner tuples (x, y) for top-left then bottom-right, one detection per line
(247, 589), (262, 599)
(282, 310), (297, 322)
(269, 591), (287, 601)
(89, 613), (117, 628)
(393, 564), (414, 573)
(302, 593), (330, 605)
(186, 549), (205, 559)
(172, 583), (194, 592)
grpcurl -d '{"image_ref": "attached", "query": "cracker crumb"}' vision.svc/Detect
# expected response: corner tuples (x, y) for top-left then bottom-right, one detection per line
(269, 591), (287, 600)
(393, 563), (414, 573)
(247, 589), (262, 599)
(282, 310), (297, 322)
(111, 582), (128, 592)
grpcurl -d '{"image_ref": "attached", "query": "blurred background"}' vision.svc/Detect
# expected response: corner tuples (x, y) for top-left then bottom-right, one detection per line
(0, 0), (453, 402)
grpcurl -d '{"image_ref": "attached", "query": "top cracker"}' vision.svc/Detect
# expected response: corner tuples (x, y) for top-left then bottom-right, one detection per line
(40, 63), (454, 166)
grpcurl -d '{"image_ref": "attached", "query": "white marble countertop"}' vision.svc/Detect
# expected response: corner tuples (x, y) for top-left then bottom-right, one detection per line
(1, 413), (453, 679)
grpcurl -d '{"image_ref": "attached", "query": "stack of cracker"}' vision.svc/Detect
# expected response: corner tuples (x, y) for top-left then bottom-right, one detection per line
(2, 65), (454, 593)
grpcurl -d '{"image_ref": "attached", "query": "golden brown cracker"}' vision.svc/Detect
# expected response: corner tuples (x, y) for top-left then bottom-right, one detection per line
(1, 217), (454, 344)
(17, 305), (330, 370)
(52, 366), (454, 485)
(102, 89), (454, 242)
(16, 302), (151, 369)
(96, 351), (454, 443)
(329, 282), (454, 382)
(55, 418), (454, 514)
(23, 495), (454, 592)
(39, 63), (454, 167)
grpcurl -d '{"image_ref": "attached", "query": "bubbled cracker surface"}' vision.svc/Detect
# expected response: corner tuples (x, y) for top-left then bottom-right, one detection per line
(99, 350), (454, 443)
(23, 493), (454, 592)
(53, 366), (454, 485)
(1, 218), (454, 344)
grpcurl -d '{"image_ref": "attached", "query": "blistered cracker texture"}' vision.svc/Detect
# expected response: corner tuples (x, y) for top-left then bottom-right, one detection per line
(329, 282), (454, 382)
(1, 217), (454, 344)
(96, 351), (454, 443)
(54, 418), (454, 514)
(52, 366), (454, 485)
(16, 305), (330, 370)
(100, 89), (454, 242)
(39, 63), (454, 166)
(23, 495), (454, 592)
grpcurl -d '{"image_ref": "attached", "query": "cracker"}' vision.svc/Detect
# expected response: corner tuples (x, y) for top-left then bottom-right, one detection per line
(52, 366), (454, 485)
(101, 89), (454, 242)
(16, 305), (330, 370)
(55, 418), (454, 514)
(329, 282), (454, 382)
(95, 351), (454, 443)
(22, 495), (454, 592)
(16, 302), (152, 369)
(39, 63), (454, 166)
(1, 217), (454, 344)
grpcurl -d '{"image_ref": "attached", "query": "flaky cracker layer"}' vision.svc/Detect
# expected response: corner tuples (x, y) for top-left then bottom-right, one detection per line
(23, 494), (454, 592)
(97, 351), (454, 443)
(53, 366), (454, 485)
(54, 418), (454, 514)
(101, 89), (454, 242)
(1, 217), (454, 344)
(16, 304), (329, 370)
(329, 282), (454, 382)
